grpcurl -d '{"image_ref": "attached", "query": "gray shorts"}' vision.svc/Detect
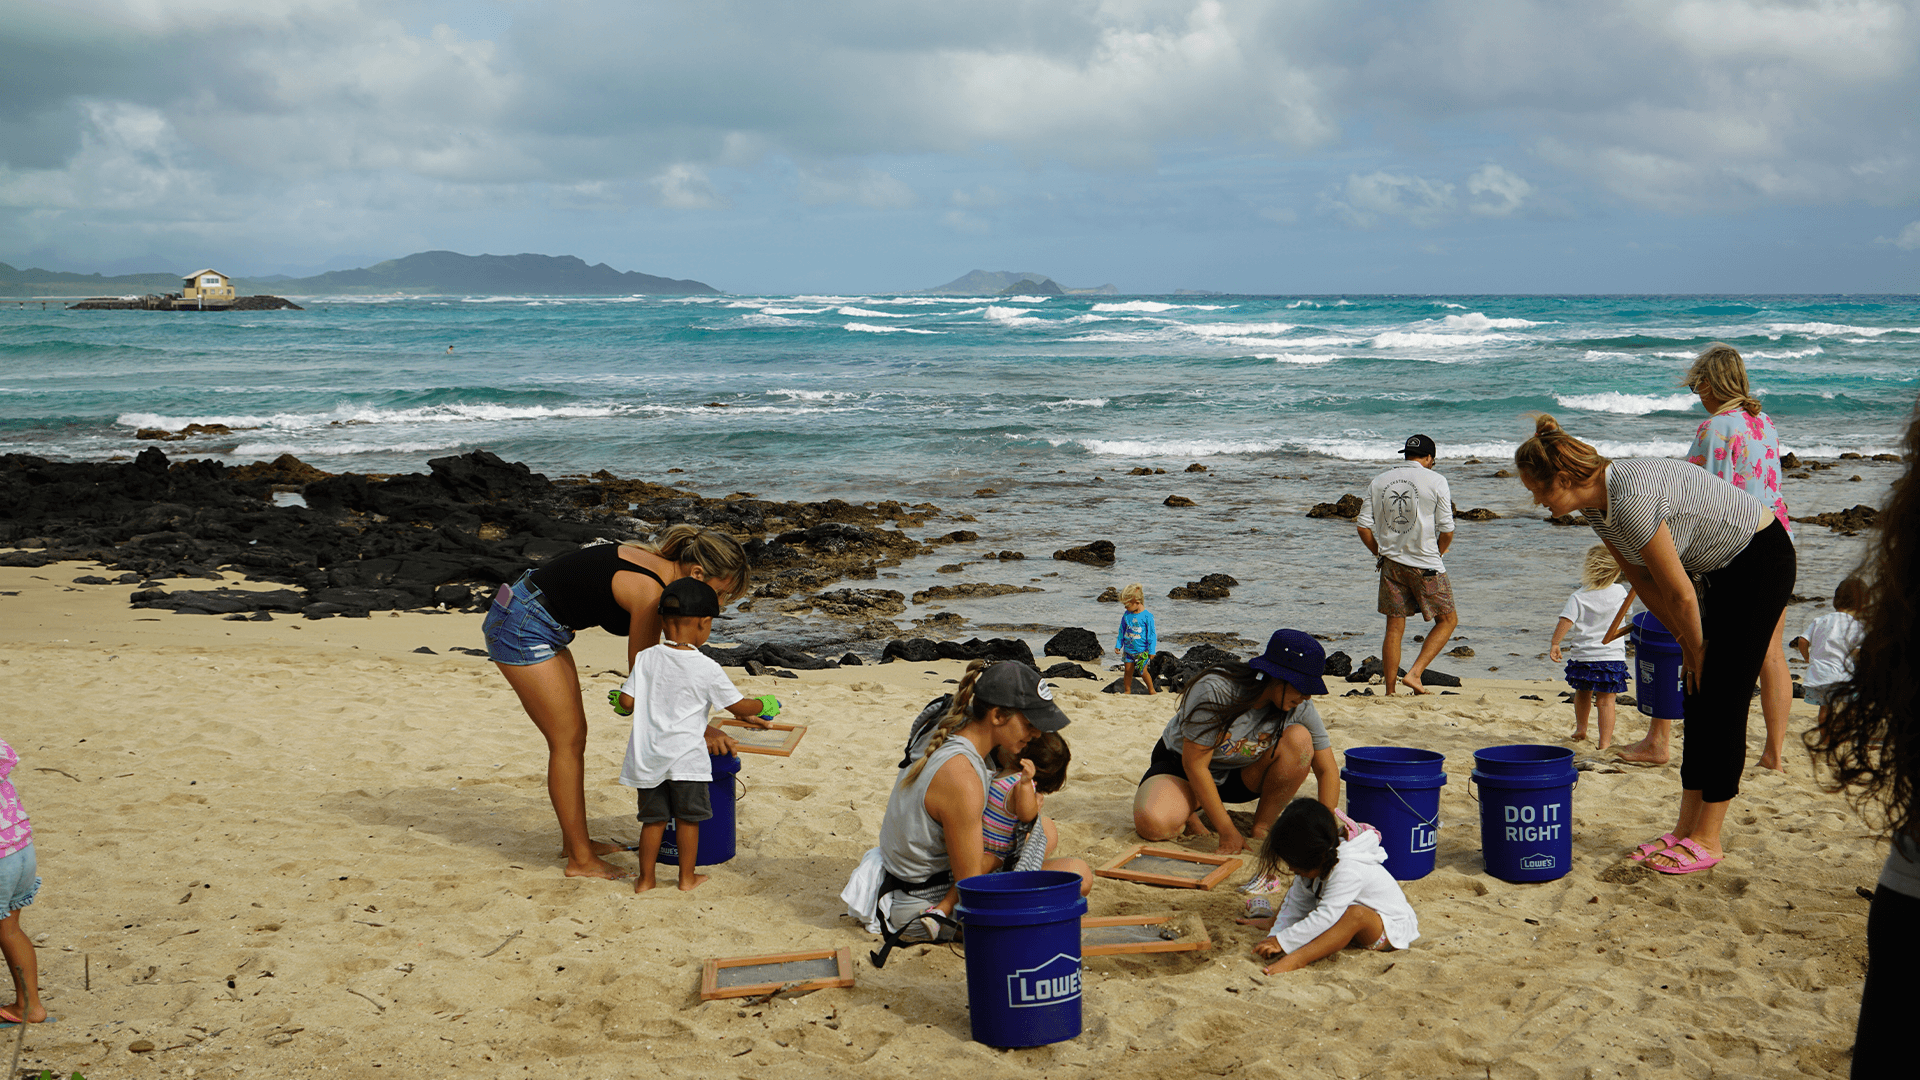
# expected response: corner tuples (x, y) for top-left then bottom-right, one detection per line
(1803, 683), (1835, 707)
(636, 780), (712, 824)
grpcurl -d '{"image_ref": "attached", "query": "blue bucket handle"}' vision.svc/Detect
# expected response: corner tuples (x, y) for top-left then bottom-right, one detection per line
(1467, 772), (1577, 804)
(1373, 781), (1442, 829)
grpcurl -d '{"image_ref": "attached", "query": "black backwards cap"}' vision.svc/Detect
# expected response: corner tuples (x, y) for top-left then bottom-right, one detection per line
(659, 577), (721, 618)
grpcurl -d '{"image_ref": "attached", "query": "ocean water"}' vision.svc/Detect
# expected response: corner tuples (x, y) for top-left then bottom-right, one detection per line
(3, 293), (1915, 682)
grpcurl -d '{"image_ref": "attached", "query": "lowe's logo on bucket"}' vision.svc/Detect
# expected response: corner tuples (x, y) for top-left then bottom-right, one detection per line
(1006, 953), (1082, 1009)
(1410, 822), (1437, 853)
(1520, 852), (1557, 870)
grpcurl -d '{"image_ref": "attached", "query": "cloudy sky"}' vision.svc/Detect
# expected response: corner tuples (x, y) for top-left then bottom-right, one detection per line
(3, 0), (1918, 293)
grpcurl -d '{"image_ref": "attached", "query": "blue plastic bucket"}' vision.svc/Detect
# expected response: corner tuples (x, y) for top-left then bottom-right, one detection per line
(659, 753), (741, 866)
(955, 870), (1088, 1047)
(1631, 611), (1685, 718)
(1470, 745), (1578, 883)
(1341, 747), (1447, 881)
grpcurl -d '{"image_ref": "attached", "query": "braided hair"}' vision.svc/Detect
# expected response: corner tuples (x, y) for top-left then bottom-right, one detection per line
(1255, 799), (1343, 887)
(901, 660), (991, 785)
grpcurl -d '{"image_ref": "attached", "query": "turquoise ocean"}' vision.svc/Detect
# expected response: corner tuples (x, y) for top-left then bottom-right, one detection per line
(4, 293), (1916, 681)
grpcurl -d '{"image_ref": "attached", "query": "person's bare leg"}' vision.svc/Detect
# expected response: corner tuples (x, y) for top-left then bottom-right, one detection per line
(1648, 791), (1730, 867)
(1402, 610), (1458, 695)
(675, 821), (708, 891)
(1595, 692), (1617, 750)
(1570, 689), (1592, 741)
(1260, 903), (1386, 974)
(1122, 662), (1135, 695)
(1381, 616), (1406, 696)
(0, 911), (45, 1023)
(1617, 717), (1673, 765)
(635, 821), (666, 893)
(1244, 728), (1313, 838)
(1132, 774), (1199, 841)
(496, 654), (626, 879)
(1756, 613), (1790, 772)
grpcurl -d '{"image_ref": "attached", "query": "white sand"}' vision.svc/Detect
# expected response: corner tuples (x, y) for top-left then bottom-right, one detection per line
(0, 561), (1875, 1078)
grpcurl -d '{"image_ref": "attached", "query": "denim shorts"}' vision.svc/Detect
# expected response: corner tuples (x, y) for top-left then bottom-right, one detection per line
(0, 843), (39, 914)
(482, 574), (576, 666)
(1803, 683), (1834, 707)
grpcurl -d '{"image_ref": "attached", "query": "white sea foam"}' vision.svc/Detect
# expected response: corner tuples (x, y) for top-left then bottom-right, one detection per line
(738, 314), (803, 328)
(1581, 350), (1637, 361)
(1183, 322), (1296, 338)
(1371, 331), (1512, 350)
(1766, 322), (1901, 338)
(837, 306), (911, 318)
(1093, 301), (1177, 313)
(118, 401), (633, 433)
(769, 388), (858, 402)
(983, 306), (1050, 328)
(1433, 312), (1543, 331)
(999, 294), (1054, 302)
(843, 322), (941, 334)
(1257, 353), (1338, 365)
(1745, 346), (1825, 359)
(1555, 392), (1700, 416)
(758, 306), (830, 316)
(1044, 398), (1109, 409)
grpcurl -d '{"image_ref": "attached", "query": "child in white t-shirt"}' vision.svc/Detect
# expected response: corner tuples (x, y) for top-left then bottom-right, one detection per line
(1791, 576), (1867, 728)
(1549, 545), (1633, 749)
(615, 578), (778, 892)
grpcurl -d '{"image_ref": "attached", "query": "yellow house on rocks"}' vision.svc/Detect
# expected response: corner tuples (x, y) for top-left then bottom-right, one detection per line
(180, 269), (235, 308)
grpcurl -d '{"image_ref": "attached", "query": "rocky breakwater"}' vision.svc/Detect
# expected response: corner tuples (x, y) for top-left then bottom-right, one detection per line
(0, 449), (942, 627)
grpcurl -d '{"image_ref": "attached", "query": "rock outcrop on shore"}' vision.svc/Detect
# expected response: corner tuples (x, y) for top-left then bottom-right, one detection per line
(0, 449), (938, 632)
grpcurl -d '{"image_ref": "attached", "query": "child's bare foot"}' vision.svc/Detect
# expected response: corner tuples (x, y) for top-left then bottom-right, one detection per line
(678, 873), (710, 891)
(1569, 729), (1589, 742)
(634, 875), (658, 893)
(565, 855), (631, 881)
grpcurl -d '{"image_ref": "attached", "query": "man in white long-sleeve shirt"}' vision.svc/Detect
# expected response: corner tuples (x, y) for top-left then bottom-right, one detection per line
(1355, 434), (1458, 695)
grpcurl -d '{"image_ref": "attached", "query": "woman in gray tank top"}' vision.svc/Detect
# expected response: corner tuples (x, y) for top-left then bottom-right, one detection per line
(875, 661), (1092, 939)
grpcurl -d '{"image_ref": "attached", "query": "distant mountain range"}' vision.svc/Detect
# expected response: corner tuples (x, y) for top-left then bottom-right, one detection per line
(0, 251), (718, 297)
(920, 270), (1118, 295)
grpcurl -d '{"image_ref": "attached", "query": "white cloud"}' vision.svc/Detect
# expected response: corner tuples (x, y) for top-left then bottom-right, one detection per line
(943, 209), (990, 235)
(795, 166), (916, 209)
(1886, 221), (1920, 250)
(1326, 171), (1456, 228)
(1467, 164), (1532, 217)
(651, 164), (727, 210)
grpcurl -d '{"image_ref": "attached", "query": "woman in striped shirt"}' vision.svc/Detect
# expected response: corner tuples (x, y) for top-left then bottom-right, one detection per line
(1515, 414), (1795, 874)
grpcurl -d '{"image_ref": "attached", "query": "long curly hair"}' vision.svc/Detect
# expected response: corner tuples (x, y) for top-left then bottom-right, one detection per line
(1805, 394), (1920, 841)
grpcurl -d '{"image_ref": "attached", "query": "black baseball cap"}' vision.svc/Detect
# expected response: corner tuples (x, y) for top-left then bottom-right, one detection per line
(975, 661), (1072, 732)
(1401, 434), (1437, 459)
(659, 577), (721, 618)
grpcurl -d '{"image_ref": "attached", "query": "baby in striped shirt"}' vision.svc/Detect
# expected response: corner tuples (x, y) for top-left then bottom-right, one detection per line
(983, 731), (1071, 870)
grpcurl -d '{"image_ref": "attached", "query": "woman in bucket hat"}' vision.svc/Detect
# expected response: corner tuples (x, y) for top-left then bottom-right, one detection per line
(1132, 629), (1340, 856)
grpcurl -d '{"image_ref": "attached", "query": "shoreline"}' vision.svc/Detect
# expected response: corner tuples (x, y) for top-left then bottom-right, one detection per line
(2, 556), (1879, 1078)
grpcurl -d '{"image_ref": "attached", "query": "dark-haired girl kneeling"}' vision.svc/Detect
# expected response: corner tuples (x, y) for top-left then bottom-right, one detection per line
(1239, 799), (1420, 975)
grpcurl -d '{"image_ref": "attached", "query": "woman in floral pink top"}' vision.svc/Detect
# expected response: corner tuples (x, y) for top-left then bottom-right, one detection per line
(1684, 343), (1794, 772)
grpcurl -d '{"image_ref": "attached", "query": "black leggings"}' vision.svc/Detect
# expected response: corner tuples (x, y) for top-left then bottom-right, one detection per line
(1679, 519), (1794, 803)
(1853, 883), (1920, 1077)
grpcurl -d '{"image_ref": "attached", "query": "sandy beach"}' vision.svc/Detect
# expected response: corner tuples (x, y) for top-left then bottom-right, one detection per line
(1, 559), (1878, 1079)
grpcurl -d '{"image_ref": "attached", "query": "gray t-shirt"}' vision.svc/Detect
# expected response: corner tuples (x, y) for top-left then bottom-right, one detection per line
(1158, 673), (1329, 773)
(877, 735), (990, 886)
(1880, 832), (1920, 899)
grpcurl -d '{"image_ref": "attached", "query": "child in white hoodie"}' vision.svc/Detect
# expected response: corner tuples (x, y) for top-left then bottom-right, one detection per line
(1242, 799), (1419, 974)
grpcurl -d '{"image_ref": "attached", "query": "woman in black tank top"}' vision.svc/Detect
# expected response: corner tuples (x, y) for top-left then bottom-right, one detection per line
(486, 525), (750, 880)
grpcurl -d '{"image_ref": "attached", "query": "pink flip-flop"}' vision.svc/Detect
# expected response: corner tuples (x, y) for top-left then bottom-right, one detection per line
(1628, 833), (1680, 862)
(1648, 838), (1722, 875)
